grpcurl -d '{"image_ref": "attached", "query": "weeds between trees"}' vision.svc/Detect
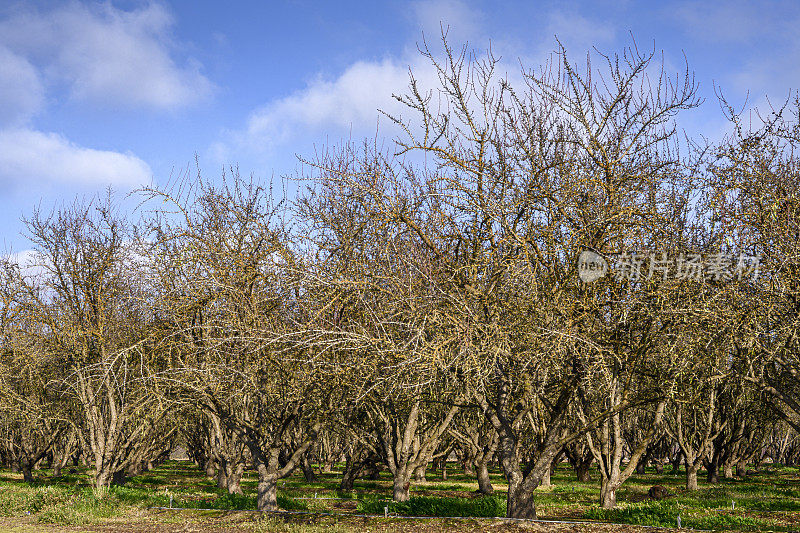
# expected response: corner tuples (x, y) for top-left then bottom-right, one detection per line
(2, 34), (800, 521)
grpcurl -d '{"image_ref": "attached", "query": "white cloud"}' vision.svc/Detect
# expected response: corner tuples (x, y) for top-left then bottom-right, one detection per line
(0, 129), (152, 190)
(212, 2), (622, 165)
(2, 249), (49, 281)
(0, 2), (212, 110)
(223, 57), (431, 157)
(411, 0), (483, 43)
(542, 11), (616, 57)
(0, 46), (44, 127)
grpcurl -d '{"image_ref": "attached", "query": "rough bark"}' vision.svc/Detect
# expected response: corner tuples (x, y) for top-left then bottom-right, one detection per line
(476, 461), (494, 494)
(686, 463), (699, 490)
(256, 462), (278, 512)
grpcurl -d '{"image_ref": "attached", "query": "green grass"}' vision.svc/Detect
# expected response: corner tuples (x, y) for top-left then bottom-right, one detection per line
(357, 494), (506, 517)
(0, 460), (798, 531)
(584, 500), (776, 530)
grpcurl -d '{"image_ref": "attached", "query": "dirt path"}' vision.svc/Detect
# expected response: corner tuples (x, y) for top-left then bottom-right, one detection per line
(0, 512), (686, 533)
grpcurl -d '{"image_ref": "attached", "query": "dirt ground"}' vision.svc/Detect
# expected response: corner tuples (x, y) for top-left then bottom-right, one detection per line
(0, 512), (687, 533)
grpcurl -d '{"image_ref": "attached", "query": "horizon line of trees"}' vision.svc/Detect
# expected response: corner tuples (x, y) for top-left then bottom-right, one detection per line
(2, 36), (800, 519)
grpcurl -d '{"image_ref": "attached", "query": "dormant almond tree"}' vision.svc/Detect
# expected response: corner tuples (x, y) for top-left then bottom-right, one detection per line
(707, 97), (800, 433)
(0, 262), (70, 481)
(142, 172), (346, 511)
(7, 196), (168, 490)
(295, 33), (701, 517)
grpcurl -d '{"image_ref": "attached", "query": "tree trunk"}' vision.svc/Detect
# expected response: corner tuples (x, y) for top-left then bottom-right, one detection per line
(392, 475), (411, 502)
(476, 461), (494, 494)
(413, 464), (426, 482)
(20, 459), (34, 483)
(599, 478), (618, 509)
(227, 462), (244, 495)
(540, 465), (551, 487)
(736, 460), (747, 478)
(256, 462), (278, 512)
(301, 454), (318, 482)
(576, 462), (591, 482)
(95, 468), (112, 489)
(723, 460), (734, 479)
(506, 478), (537, 519)
(216, 460), (228, 489)
(340, 454), (360, 491)
(670, 450), (683, 475)
(686, 464), (699, 490)
(462, 458), (476, 476)
(204, 458), (216, 478)
(706, 459), (719, 483)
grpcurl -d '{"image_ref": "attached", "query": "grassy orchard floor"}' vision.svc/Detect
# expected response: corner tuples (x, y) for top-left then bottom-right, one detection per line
(0, 462), (798, 532)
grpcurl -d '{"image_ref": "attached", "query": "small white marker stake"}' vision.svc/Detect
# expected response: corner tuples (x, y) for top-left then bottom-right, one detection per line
(677, 514), (681, 528)
(384, 505), (388, 517)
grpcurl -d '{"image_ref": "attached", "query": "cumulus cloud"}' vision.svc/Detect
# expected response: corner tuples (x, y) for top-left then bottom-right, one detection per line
(212, 1), (621, 164)
(0, 46), (44, 127)
(209, 0), (496, 162)
(235, 58), (416, 152)
(0, 129), (152, 190)
(0, 2), (212, 110)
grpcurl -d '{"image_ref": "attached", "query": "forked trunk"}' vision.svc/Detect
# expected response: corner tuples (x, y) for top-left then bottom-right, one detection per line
(506, 479), (536, 519)
(94, 468), (112, 489)
(600, 478), (618, 509)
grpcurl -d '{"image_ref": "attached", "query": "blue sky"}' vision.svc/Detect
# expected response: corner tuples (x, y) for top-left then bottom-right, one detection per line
(1, 0), (799, 254)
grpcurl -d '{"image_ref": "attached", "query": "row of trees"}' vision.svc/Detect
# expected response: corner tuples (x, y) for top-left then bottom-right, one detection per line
(1, 38), (800, 518)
